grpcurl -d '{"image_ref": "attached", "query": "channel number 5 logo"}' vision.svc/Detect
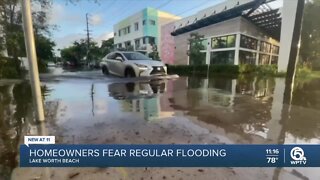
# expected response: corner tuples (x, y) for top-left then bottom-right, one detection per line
(290, 147), (307, 165)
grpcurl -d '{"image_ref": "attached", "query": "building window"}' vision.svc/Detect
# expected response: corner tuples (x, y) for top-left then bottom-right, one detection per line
(239, 50), (256, 64)
(190, 52), (206, 65)
(190, 39), (207, 51)
(143, 37), (147, 44)
(260, 41), (271, 53)
(201, 39), (208, 50)
(118, 44), (122, 48)
(127, 26), (131, 34)
(107, 52), (115, 59)
(271, 56), (278, 64)
(259, 54), (270, 65)
(135, 39), (140, 48)
(211, 34), (236, 49)
(114, 32), (117, 36)
(134, 22), (139, 31)
(272, 45), (279, 54)
(149, 20), (156, 25)
(149, 37), (155, 45)
(143, 20), (146, 25)
(240, 35), (258, 50)
(118, 30), (121, 37)
(210, 51), (235, 64)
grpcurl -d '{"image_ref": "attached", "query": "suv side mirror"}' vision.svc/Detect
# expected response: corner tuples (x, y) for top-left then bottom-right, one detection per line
(115, 56), (123, 61)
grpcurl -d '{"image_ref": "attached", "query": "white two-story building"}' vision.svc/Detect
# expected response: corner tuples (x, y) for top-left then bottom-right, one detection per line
(113, 7), (180, 56)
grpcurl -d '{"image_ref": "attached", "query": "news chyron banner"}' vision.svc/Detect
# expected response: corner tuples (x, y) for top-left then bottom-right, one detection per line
(21, 136), (320, 167)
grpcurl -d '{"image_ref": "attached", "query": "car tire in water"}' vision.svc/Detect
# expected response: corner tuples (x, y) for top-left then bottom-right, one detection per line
(126, 82), (135, 92)
(125, 68), (136, 78)
(102, 66), (109, 75)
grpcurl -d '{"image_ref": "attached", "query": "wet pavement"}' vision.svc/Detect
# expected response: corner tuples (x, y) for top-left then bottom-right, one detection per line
(1, 68), (320, 180)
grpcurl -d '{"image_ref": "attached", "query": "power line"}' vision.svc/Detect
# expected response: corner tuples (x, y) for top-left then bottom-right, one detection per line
(93, 0), (117, 14)
(108, 0), (136, 19)
(156, 0), (172, 9)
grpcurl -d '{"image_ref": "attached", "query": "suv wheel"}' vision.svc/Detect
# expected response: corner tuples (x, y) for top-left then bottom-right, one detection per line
(102, 66), (109, 75)
(125, 68), (136, 78)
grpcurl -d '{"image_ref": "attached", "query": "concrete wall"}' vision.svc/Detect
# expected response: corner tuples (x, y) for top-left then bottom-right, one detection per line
(173, 17), (242, 65)
(157, 12), (180, 56)
(114, 11), (143, 45)
(172, 17), (279, 65)
(160, 22), (176, 64)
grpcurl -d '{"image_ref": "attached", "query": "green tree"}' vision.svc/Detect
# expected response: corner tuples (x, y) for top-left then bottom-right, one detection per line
(300, 0), (320, 69)
(188, 32), (206, 65)
(60, 39), (103, 66)
(35, 35), (56, 72)
(100, 37), (114, 56)
(60, 46), (80, 66)
(88, 41), (103, 66)
(0, 0), (53, 57)
(35, 35), (55, 61)
(0, 0), (55, 75)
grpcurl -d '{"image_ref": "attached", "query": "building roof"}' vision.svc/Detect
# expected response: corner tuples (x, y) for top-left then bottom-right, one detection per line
(171, 0), (281, 40)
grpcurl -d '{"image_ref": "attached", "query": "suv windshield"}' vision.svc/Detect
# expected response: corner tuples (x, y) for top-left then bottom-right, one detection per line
(122, 52), (150, 60)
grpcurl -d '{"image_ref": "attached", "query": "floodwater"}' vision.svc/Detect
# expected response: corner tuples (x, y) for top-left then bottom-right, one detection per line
(0, 69), (320, 180)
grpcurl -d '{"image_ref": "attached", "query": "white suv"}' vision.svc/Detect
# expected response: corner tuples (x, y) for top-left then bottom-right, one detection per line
(100, 51), (167, 77)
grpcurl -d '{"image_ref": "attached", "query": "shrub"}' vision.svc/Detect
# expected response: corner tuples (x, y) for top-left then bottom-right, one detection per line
(239, 64), (256, 73)
(2, 66), (19, 78)
(296, 65), (312, 78)
(210, 64), (239, 74)
(255, 65), (278, 76)
(167, 64), (239, 76)
(167, 64), (284, 77)
(0, 57), (22, 79)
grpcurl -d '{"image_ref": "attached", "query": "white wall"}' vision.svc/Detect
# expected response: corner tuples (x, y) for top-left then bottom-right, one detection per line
(113, 11), (144, 45)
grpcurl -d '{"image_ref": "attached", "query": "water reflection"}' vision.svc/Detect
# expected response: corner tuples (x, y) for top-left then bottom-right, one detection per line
(105, 76), (320, 143)
(0, 82), (33, 179)
(170, 76), (320, 144)
(0, 82), (53, 179)
(108, 80), (173, 121)
(1, 75), (320, 179)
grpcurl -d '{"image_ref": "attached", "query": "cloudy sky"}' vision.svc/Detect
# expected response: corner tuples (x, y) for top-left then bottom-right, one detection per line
(46, 0), (282, 54)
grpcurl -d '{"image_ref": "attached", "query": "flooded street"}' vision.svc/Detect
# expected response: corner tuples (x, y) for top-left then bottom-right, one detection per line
(1, 69), (320, 179)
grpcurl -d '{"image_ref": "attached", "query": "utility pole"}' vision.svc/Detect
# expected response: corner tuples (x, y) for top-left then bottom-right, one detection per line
(21, 0), (45, 121)
(85, 13), (92, 66)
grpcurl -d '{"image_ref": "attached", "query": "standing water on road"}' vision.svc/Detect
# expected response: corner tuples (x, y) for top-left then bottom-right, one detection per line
(1, 74), (320, 179)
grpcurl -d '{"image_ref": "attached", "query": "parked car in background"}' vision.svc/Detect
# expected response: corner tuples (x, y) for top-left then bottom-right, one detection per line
(47, 62), (56, 67)
(100, 51), (167, 77)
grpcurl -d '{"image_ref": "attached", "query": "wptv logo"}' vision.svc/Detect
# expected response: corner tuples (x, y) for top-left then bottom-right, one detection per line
(290, 147), (307, 165)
